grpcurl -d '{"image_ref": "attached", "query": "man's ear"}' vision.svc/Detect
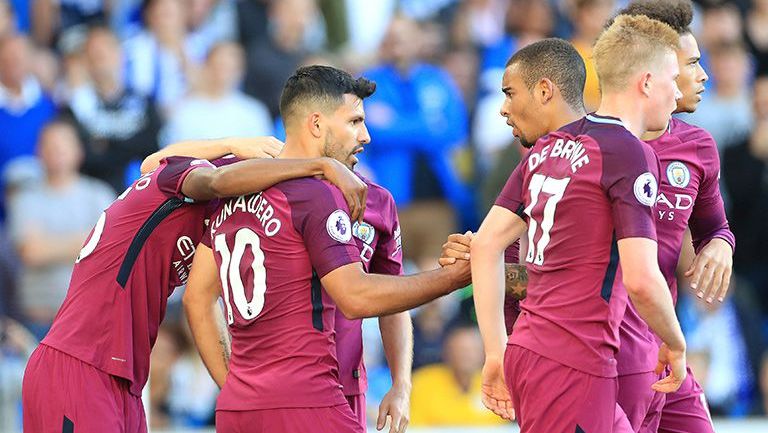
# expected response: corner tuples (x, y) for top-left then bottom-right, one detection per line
(639, 72), (653, 98)
(308, 112), (323, 138)
(537, 78), (555, 105)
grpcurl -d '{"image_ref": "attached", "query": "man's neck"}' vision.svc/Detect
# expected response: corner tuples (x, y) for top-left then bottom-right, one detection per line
(96, 77), (123, 101)
(47, 173), (78, 190)
(595, 94), (646, 138)
(549, 106), (587, 132)
(642, 125), (667, 141)
(1, 79), (23, 97)
(279, 135), (322, 160)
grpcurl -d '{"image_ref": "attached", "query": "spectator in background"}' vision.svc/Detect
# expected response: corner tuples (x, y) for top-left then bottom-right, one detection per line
(569, 0), (615, 111)
(363, 14), (472, 270)
(679, 287), (755, 416)
(6, 120), (114, 339)
(124, 0), (198, 113)
(678, 40), (753, 151)
(410, 325), (506, 426)
(186, 0), (238, 52)
(162, 41), (272, 145)
(0, 318), (38, 432)
(723, 75), (768, 316)
(746, 0), (768, 76)
(0, 0), (17, 39)
(31, 0), (105, 47)
(66, 27), (161, 192)
(0, 35), (57, 217)
(412, 300), (453, 370)
(0, 156), (42, 321)
(165, 319), (218, 427)
(243, 0), (323, 119)
(699, 2), (743, 50)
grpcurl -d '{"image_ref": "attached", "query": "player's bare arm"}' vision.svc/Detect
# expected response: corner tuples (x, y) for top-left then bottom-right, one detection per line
(180, 157), (368, 222)
(471, 206), (527, 421)
(618, 238), (687, 393)
(439, 233), (528, 301)
(140, 136), (284, 173)
(377, 312), (413, 433)
(320, 260), (470, 320)
(183, 243), (231, 389)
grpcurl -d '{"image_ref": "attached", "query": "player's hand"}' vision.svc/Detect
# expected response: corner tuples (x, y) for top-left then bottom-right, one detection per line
(443, 253), (472, 290)
(318, 158), (368, 223)
(685, 238), (733, 303)
(652, 343), (687, 393)
(228, 136), (284, 159)
(481, 358), (515, 420)
(438, 232), (473, 267)
(377, 383), (410, 433)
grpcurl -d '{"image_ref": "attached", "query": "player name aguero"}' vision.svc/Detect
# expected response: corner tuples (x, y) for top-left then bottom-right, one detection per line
(210, 192), (282, 237)
(528, 138), (591, 173)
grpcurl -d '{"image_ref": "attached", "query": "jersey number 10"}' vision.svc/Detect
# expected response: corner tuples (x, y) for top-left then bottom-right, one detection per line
(215, 228), (268, 324)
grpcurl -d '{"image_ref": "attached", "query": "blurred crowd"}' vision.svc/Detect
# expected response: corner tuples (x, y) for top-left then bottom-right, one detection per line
(0, 0), (767, 430)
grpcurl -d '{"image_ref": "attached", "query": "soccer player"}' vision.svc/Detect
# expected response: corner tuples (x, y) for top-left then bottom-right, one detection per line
(471, 16), (687, 433)
(183, 65), (470, 433)
(21, 136), (369, 433)
(615, 1), (734, 432)
(182, 159), (413, 432)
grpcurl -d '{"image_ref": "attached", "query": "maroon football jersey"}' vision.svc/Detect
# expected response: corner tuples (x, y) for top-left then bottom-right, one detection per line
(335, 177), (403, 397)
(43, 157), (214, 397)
(617, 117), (736, 375)
(206, 178), (362, 410)
(495, 114), (660, 378)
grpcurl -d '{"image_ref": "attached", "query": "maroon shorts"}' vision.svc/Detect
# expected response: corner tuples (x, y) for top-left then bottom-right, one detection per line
(505, 344), (620, 433)
(346, 394), (366, 429)
(22, 344), (146, 433)
(656, 367), (714, 433)
(215, 404), (364, 433)
(618, 371), (665, 433)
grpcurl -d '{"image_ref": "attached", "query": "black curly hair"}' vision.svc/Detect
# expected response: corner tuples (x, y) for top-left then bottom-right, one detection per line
(611, 0), (694, 35)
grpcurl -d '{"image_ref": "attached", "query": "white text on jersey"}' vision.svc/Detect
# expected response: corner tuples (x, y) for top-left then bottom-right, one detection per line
(528, 138), (591, 174)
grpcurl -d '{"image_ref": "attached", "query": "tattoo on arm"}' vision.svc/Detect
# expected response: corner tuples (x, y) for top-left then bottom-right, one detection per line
(220, 333), (231, 366)
(505, 263), (528, 301)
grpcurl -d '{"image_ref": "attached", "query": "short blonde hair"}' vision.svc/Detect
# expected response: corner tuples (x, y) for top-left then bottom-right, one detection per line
(593, 14), (680, 93)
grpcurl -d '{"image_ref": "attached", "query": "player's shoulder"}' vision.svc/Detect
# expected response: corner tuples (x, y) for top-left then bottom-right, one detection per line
(274, 177), (342, 202)
(669, 117), (718, 153)
(582, 114), (639, 146)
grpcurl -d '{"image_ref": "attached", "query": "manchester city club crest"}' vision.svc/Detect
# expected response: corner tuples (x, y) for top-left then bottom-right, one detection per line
(666, 161), (691, 188)
(352, 221), (376, 245)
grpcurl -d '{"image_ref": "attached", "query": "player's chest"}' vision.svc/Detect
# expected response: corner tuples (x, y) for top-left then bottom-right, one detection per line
(654, 157), (703, 224)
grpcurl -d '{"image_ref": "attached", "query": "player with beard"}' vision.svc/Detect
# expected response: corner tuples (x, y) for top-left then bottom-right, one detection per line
(183, 65), (469, 433)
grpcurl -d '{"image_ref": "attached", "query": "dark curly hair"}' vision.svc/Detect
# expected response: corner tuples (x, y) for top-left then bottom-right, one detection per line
(611, 0), (694, 35)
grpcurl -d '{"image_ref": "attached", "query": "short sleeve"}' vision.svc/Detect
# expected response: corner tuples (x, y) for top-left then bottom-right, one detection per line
(284, 180), (361, 278)
(600, 137), (659, 241)
(156, 156), (215, 198)
(494, 157), (527, 218)
(370, 193), (404, 276)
